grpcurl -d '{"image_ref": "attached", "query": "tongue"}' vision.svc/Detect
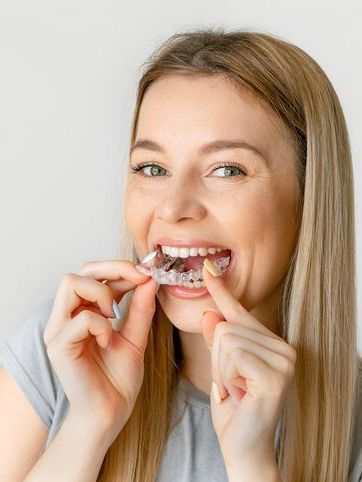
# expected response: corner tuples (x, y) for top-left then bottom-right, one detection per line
(181, 249), (230, 270)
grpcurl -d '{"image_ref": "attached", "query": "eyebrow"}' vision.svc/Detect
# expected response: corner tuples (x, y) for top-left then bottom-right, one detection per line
(130, 138), (264, 159)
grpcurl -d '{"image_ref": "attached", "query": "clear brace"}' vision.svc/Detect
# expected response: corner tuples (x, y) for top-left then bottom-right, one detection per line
(134, 247), (230, 285)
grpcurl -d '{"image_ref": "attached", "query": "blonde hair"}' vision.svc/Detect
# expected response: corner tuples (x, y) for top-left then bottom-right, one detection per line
(97, 27), (359, 481)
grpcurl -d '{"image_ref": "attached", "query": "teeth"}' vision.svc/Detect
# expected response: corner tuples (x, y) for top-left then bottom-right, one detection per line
(160, 245), (226, 257)
(178, 248), (190, 258)
(170, 247), (179, 258)
(181, 281), (206, 288)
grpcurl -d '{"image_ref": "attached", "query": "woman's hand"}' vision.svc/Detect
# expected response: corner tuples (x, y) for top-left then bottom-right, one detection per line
(200, 261), (296, 476)
(43, 260), (157, 446)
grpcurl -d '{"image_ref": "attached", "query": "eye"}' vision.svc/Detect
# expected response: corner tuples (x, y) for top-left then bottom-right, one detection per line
(129, 161), (248, 179)
(212, 162), (248, 179)
(129, 162), (168, 177)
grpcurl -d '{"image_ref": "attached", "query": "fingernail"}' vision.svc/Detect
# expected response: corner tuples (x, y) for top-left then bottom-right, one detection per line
(212, 381), (222, 404)
(203, 258), (221, 277)
(112, 299), (122, 320)
(201, 308), (221, 318)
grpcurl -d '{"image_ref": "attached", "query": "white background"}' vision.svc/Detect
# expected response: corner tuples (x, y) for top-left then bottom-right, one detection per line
(0, 0), (361, 353)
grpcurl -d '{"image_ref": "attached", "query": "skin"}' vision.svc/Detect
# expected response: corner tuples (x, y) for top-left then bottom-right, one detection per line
(125, 73), (300, 396)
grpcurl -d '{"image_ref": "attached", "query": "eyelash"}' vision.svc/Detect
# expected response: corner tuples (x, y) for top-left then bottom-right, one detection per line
(129, 161), (248, 180)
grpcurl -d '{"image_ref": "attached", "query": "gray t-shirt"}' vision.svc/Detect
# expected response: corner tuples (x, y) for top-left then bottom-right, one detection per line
(0, 298), (361, 481)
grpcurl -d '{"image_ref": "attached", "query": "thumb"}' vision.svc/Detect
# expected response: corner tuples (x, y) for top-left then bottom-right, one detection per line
(200, 309), (224, 349)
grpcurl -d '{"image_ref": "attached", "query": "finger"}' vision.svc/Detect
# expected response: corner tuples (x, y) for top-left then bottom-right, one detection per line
(223, 347), (286, 399)
(202, 262), (275, 336)
(210, 321), (230, 401)
(117, 277), (159, 356)
(200, 310), (230, 401)
(219, 333), (295, 375)
(213, 323), (297, 362)
(200, 309), (224, 349)
(102, 278), (142, 302)
(80, 260), (151, 308)
(48, 310), (114, 358)
(46, 274), (116, 342)
(80, 259), (151, 284)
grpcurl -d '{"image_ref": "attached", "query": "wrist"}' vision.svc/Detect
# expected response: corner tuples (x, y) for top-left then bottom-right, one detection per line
(225, 457), (280, 482)
(66, 409), (118, 450)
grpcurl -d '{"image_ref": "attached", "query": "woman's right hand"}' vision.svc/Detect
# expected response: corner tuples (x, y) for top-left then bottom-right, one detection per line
(43, 260), (158, 445)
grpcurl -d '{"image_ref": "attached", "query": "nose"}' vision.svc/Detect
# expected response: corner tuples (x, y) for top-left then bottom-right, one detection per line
(155, 179), (207, 224)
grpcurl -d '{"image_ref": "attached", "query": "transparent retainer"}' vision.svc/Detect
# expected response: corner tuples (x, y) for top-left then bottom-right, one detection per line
(135, 253), (230, 285)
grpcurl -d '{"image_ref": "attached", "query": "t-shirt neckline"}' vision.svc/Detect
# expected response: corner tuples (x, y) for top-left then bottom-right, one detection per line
(178, 373), (211, 408)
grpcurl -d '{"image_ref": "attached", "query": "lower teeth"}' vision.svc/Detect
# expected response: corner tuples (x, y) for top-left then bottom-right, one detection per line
(152, 256), (230, 286)
(177, 280), (206, 289)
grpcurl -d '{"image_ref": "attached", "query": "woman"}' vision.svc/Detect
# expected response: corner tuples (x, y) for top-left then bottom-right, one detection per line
(0, 28), (360, 481)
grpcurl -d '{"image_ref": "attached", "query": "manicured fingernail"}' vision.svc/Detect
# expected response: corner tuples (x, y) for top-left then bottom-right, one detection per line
(203, 258), (221, 277)
(212, 382), (222, 404)
(112, 299), (122, 320)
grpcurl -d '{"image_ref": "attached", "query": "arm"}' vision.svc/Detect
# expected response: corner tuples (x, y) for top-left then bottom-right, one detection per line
(24, 411), (114, 482)
(226, 457), (282, 482)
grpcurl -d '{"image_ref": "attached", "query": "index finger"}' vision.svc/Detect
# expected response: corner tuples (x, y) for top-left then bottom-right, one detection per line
(80, 259), (151, 283)
(46, 274), (116, 342)
(202, 261), (274, 337)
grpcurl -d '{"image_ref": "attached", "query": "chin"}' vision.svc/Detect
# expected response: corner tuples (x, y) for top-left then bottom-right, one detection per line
(156, 290), (215, 334)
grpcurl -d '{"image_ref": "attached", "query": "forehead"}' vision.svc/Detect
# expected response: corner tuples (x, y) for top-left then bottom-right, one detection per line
(135, 74), (293, 159)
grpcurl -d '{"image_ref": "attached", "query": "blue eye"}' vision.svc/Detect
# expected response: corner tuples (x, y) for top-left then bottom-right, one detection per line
(129, 162), (247, 179)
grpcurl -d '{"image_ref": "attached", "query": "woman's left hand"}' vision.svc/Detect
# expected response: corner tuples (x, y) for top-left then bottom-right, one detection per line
(200, 261), (297, 473)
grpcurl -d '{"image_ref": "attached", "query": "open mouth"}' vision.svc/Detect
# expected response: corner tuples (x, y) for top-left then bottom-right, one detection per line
(136, 244), (233, 288)
(158, 245), (231, 272)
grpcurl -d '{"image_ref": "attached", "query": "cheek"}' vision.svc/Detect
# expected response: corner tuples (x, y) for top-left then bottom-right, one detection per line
(124, 184), (147, 235)
(226, 187), (298, 264)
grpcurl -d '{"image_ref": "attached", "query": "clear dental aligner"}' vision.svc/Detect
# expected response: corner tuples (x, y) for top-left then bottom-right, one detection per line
(135, 246), (230, 287)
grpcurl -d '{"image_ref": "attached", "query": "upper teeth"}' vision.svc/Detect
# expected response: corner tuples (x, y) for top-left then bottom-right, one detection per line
(161, 245), (224, 258)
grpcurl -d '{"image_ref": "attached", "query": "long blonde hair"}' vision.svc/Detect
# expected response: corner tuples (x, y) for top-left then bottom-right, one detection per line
(97, 27), (359, 481)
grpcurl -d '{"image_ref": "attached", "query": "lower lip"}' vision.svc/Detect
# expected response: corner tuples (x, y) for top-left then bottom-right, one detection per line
(161, 251), (236, 299)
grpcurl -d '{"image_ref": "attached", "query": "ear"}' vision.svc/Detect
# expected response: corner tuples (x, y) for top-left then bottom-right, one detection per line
(200, 309), (224, 350)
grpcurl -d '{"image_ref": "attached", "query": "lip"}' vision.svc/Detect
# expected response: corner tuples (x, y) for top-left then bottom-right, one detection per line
(152, 237), (230, 252)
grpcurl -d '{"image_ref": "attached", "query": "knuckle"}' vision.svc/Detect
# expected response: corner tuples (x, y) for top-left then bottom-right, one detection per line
(61, 272), (77, 287)
(76, 309), (94, 324)
(279, 356), (295, 378)
(79, 263), (88, 275)
(287, 346), (297, 363)
(80, 261), (97, 276)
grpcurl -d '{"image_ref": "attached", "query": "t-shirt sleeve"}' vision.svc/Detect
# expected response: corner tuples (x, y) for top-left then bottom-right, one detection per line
(0, 297), (60, 430)
(348, 356), (362, 482)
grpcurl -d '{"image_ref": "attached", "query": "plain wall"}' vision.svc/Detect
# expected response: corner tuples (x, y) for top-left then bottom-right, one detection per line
(0, 0), (361, 352)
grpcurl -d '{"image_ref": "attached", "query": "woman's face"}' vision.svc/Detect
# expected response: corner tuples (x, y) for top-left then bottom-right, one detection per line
(125, 74), (300, 335)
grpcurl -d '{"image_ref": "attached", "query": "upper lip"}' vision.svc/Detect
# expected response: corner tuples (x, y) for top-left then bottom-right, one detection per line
(152, 237), (230, 251)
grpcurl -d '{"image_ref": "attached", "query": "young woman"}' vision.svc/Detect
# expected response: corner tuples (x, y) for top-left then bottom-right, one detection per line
(0, 28), (361, 482)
